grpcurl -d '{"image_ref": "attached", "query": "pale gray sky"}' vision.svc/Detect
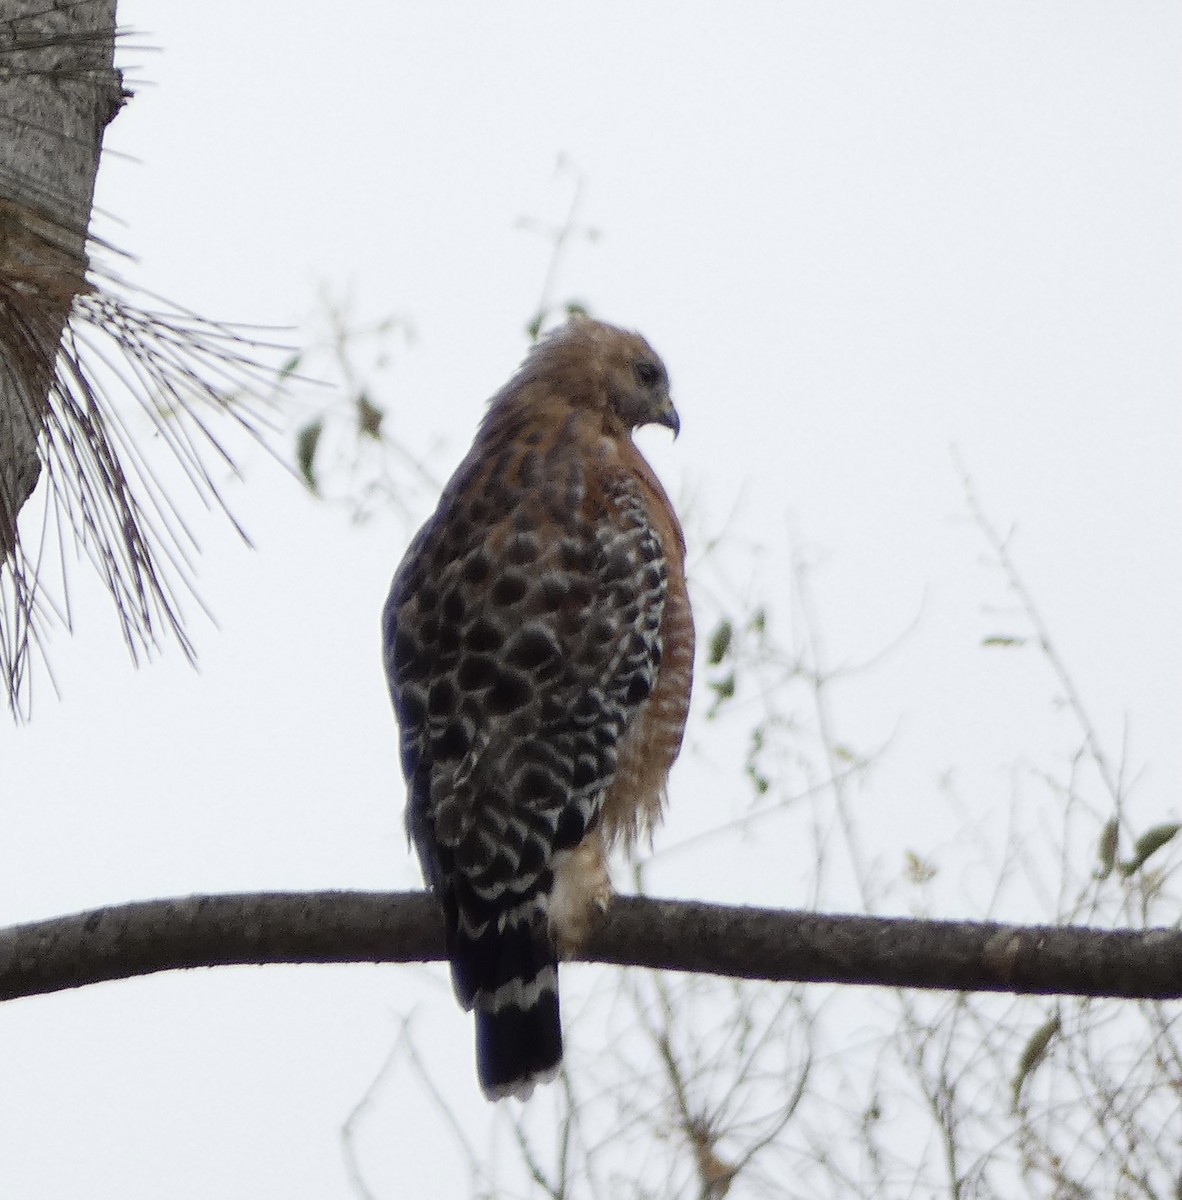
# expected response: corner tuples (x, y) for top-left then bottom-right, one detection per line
(2, 4), (1180, 1196)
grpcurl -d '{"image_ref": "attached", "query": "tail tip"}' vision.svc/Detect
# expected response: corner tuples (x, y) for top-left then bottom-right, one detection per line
(481, 1061), (561, 1102)
(475, 991), (563, 1103)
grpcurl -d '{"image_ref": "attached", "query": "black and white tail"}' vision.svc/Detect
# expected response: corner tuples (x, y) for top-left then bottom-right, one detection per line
(449, 892), (562, 1100)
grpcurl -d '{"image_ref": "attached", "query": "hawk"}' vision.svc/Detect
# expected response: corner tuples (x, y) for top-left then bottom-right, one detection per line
(382, 316), (694, 1100)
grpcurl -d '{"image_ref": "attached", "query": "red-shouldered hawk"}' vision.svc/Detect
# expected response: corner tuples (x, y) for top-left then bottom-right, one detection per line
(382, 316), (694, 1101)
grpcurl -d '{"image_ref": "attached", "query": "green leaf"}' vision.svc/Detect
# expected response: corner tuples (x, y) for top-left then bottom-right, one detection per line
(277, 353), (302, 380)
(706, 619), (733, 666)
(296, 419), (323, 493)
(981, 635), (1026, 648)
(1120, 822), (1182, 876)
(356, 392), (384, 440)
(706, 672), (736, 719)
(1012, 1012), (1060, 1109)
(1096, 817), (1119, 880)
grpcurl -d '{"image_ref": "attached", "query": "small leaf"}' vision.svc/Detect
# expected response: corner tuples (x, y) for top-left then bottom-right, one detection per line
(356, 392), (384, 439)
(706, 619), (733, 666)
(278, 353), (302, 380)
(981, 635), (1026, 648)
(707, 672), (736, 718)
(1096, 817), (1119, 880)
(1120, 822), (1181, 876)
(744, 728), (771, 796)
(1012, 1012), (1060, 1109)
(1142, 867), (1167, 900)
(296, 419), (323, 493)
(904, 851), (937, 885)
(1135, 822), (1181, 859)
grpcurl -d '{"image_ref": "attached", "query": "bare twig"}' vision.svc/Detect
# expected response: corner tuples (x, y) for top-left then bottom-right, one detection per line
(957, 457), (1124, 809)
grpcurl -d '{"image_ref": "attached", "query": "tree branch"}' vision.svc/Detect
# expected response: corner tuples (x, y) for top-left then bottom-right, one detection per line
(1, 0), (122, 552)
(1, 891), (1180, 1002)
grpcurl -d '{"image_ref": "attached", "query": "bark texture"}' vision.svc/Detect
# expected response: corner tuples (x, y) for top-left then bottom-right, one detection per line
(0, 0), (123, 552)
(1, 891), (1180, 1002)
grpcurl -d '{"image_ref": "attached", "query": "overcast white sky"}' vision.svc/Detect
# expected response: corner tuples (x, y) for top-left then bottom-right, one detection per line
(2, 4), (1180, 1197)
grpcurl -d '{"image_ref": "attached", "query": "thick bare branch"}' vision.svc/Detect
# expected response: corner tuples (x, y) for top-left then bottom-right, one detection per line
(0, 0), (122, 551)
(0, 890), (1179, 1002)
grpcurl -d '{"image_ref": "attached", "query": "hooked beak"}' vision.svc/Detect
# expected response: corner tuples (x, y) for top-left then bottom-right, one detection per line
(656, 396), (681, 439)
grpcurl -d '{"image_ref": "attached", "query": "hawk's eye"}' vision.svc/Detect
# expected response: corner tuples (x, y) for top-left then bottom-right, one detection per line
(634, 359), (661, 388)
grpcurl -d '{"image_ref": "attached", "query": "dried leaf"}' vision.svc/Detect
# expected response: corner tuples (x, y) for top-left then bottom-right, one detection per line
(904, 851), (937, 885)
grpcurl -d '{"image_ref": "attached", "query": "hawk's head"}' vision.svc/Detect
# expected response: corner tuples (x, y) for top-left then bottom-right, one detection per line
(510, 315), (680, 439)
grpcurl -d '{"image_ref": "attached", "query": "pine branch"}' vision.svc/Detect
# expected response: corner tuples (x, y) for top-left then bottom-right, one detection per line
(1, 890), (1179, 1002)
